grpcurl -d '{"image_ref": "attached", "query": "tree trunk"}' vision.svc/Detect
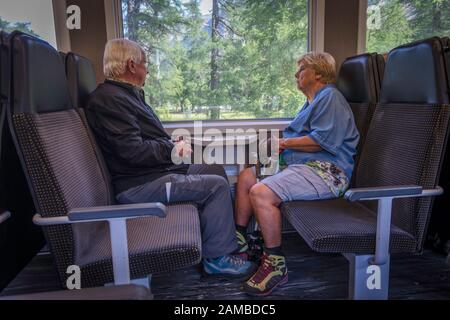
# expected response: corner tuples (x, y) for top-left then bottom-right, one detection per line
(431, 2), (441, 33)
(210, 0), (220, 120)
(126, 0), (143, 41)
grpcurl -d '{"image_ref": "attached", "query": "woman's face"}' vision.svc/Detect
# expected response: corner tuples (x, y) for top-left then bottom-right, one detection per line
(295, 62), (320, 93)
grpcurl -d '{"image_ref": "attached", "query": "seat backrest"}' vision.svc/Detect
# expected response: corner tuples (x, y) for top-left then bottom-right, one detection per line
(0, 31), (8, 142)
(380, 38), (449, 105)
(58, 51), (66, 66)
(355, 37), (450, 252)
(7, 32), (114, 285)
(374, 54), (385, 99)
(0, 31), (46, 291)
(442, 37), (450, 99)
(427, 37), (450, 248)
(65, 52), (97, 108)
(337, 53), (385, 184)
(337, 53), (379, 105)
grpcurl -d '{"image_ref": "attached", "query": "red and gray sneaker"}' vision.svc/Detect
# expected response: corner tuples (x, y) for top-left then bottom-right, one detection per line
(243, 252), (288, 296)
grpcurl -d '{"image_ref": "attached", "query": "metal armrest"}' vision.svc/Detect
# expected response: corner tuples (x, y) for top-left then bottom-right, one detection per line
(344, 185), (443, 201)
(344, 185), (443, 265)
(0, 210), (11, 224)
(32, 202), (167, 286)
(69, 203), (166, 221)
(33, 202), (166, 225)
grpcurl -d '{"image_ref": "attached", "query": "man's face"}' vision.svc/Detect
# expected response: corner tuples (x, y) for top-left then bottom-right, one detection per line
(128, 53), (149, 87)
(135, 56), (149, 87)
(295, 62), (318, 92)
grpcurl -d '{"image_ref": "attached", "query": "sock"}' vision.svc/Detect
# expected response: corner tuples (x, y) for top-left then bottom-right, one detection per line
(264, 245), (284, 257)
(236, 224), (248, 237)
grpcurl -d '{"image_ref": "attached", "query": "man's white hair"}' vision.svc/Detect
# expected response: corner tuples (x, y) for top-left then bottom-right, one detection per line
(103, 38), (144, 79)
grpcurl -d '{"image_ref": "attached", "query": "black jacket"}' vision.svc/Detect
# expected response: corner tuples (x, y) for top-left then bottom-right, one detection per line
(85, 80), (188, 195)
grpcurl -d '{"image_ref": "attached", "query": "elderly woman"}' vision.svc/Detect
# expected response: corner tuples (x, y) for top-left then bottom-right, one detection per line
(234, 52), (360, 296)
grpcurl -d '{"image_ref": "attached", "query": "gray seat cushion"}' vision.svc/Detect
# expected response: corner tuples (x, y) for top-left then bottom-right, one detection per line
(75, 204), (202, 287)
(281, 198), (416, 254)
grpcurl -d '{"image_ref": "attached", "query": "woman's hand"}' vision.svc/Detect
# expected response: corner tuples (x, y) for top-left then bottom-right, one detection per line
(278, 138), (286, 150)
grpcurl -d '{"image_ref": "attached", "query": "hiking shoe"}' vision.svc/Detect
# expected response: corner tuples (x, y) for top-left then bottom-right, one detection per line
(203, 255), (256, 278)
(243, 252), (288, 296)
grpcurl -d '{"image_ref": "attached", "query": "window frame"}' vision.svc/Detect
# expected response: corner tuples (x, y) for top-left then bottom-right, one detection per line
(357, 0), (368, 54)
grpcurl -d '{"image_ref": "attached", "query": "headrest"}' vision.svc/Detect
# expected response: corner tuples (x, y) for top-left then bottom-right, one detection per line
(1, 32), (10, 104)
(441, 37), (450, 100)
(59, 51), (67, 66)
(336, 53), (378, 104)
(373, 54), (385, 99)
(66, 52), (97, 108)
(380, 37), (449, 104)
(10, 32), (72, 114)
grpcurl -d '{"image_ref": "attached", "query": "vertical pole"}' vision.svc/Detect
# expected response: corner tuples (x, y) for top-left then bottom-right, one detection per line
(108, 219), (130, 285)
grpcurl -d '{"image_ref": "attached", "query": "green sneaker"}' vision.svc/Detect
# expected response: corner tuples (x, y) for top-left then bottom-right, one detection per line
(243, 252), (288, 296)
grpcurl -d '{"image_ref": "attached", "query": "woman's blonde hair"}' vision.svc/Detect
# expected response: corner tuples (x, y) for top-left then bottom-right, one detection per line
(103, 38), (145, 79)
(298, 52), (336, 84)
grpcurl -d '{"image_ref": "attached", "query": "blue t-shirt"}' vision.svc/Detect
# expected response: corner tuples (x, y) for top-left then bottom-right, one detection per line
(282, 84), (359, 180)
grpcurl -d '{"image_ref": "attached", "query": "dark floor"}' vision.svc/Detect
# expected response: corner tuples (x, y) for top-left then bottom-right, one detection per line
(2, 232), (450, 300)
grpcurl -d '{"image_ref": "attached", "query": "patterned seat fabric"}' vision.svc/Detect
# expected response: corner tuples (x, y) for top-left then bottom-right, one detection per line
(336, 53), (384, 183)
(8, 32), (202, 288)
(281, 199), (416, 254)
(65, 52), (97, 109)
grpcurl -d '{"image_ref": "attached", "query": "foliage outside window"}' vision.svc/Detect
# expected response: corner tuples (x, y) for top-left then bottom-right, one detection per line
(122, 0), (309, 121)
(367, 0), (450, 54)
(0, 0), (57, 48)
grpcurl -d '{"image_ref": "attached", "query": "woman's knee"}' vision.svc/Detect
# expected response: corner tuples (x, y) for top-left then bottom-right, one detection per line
(249, 183), (280, 206)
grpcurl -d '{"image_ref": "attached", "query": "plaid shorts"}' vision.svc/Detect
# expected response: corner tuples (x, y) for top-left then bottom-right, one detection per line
(258, 164), (336, 202)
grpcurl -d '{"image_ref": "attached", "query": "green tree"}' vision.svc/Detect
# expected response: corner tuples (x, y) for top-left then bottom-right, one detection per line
(367, 0), (450, 53)
(404, 0), (450, 39)
(0, 16), (39, 37)
(124, 0), (309, 121)
(366, 0), (414, 53)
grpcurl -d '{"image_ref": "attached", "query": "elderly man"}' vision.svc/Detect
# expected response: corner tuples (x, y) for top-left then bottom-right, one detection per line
(234, 52), (360, 296)
(85, 38), (254, 278)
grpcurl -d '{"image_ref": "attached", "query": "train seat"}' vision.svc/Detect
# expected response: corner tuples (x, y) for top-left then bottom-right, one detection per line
(281, 37), (450, 299)
(5, 32), (202, 293)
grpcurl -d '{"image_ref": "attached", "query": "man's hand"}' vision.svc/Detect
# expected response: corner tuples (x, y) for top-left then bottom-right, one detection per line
(174, 140), (192, 157)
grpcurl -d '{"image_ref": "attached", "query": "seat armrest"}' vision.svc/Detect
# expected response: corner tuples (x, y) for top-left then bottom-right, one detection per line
(0, 210), (11, 224)
(344, 185), (442, 201)
(33, 202), (166, 226)
(33, 202), (167, 286)
(344, 185), (443, 265)
(68, 203), (166, 221)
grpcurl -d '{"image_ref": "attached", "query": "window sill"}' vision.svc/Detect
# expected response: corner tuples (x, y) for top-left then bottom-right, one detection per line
(163, 119), (291, 135)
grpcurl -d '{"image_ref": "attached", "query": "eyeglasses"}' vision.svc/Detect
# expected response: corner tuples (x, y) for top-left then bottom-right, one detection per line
(297, 65), (310, 73)
(132, 59), (148, 69)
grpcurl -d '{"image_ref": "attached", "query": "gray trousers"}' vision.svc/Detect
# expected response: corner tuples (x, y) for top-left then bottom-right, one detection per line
(116, 164), (238, 258)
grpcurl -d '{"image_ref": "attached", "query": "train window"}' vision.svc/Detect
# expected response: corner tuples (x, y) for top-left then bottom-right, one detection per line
(121, 0), (309, 121)
(0, 0), (57, 48)
(367, 0), (450, 53)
